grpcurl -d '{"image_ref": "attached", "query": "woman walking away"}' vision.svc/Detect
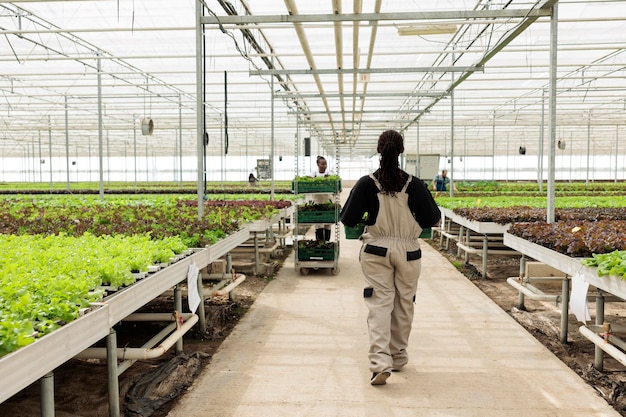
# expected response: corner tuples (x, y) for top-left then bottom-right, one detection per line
(340, 130), (440, 386)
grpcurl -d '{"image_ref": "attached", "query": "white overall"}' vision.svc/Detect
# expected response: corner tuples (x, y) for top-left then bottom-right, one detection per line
(360, 174), (423, 373)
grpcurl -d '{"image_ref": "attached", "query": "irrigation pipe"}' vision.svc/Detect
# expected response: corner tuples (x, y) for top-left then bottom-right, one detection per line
(506, 277), (559, 302)
(75, 314), (198, 361)
(579, 325), (626, 369)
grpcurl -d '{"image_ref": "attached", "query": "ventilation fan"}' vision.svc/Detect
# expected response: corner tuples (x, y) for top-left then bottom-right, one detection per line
(519, 146), (526, 155)
(141, 118), (154, 136)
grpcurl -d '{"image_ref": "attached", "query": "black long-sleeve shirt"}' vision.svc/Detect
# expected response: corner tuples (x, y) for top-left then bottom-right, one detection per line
(340, 170), (441, 229)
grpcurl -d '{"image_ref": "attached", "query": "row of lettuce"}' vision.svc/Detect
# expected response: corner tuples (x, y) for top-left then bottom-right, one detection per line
(0, 194), (292, 357)
(433, 194), (626, 280)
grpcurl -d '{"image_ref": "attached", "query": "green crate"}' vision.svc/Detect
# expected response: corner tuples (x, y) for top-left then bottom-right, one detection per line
(344, 224), (364, 239)
(297, 210), (338, 223)
(292, 179), (342, 194)
(420, 227), (432, 239)
(297, 245), (337, 261)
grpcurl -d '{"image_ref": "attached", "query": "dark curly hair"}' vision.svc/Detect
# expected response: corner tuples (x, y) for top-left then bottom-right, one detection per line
(376, 130), (404, 196)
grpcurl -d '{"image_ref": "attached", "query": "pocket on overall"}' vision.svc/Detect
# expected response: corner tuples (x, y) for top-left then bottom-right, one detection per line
(406, 249), (422, 261)
(363, 244), (387, 257)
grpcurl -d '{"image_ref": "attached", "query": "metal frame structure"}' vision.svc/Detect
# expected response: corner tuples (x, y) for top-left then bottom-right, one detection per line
(1, 0), (624, 184)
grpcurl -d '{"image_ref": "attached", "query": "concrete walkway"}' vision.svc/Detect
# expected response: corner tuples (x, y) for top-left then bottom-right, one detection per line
(167, 230), (619, 416)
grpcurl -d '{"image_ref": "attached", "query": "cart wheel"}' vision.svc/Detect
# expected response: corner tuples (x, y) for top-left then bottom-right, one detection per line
(331, 266), (340, 275)
(299, 267), (310, 276)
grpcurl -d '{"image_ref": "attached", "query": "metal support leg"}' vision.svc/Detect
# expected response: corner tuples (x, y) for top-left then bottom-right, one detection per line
(253, 232), (260, 274)
(481, 234), (488, 277)
(464, 229), (471, 263)
(439, 216), (445, 247)
(174, 284), (183, 353)
(40, 372), (55, 417)
(595, 292), (605, 370)
(560, 276), (570, 344)
(457, 225), (464, 257)
(226, 252), (235, 300)
(197, 271), (206, 333)
(517, 255), (526, 310)
(278, 218), (285, 247)
(226, 251), (232, 273)
(107, 329), (120, 417)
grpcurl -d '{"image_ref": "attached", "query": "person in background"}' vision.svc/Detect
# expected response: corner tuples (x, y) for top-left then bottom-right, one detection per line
(431, 169), (457, 192)
(310, 155), (333, 241)
(340, 130), (440, 386)
(248, 173), (258, 187)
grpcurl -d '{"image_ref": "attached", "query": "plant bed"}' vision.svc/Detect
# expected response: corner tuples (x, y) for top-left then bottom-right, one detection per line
(507, 220), (626, 257)
(451, 206), (626, 224)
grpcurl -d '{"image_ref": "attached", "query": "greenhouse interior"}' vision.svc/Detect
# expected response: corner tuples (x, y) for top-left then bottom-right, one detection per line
(1, 1), (626, 416)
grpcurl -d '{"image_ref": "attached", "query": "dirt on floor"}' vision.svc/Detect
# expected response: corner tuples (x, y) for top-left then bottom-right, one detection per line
(3, 240), (626, 416)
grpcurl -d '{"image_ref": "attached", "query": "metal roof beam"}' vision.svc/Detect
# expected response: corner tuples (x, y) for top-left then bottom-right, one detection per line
(201, 10), (551, 25)
(252, 66), (483, 76)
(276, 91), (447, 98)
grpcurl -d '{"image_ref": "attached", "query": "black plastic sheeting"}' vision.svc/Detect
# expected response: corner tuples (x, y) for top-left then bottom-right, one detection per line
(125, 351), (210, 417)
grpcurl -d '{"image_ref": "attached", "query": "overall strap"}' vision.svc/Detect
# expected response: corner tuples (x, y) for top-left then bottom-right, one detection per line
(400, 174), (412, 193)
(369, 173), (382, 191)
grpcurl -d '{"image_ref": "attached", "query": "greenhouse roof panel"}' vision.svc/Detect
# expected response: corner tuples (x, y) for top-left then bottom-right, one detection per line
(0, 0), (625, 160)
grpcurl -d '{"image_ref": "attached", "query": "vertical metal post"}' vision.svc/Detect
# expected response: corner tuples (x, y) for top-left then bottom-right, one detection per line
(491, 111), (495, 181)
(416, 121), (420, 177)
(539, 90), (545, 192)
(254, 232), (260, 275)
(174, 285), (183, 353)
(38, 130), (43, 183)
(196, 0), (205, 219)
(107, 132), (110, 183)
(270, 56), (275, 201)
(586, 112), (591, 186)
(65, 95), (70, 192)
(517, 255), (526, 310)
(48, 115), (53, 189)
(107, 329), (120, 417)
(197, 270), (206, 333)
(614, 126), (619, 183)
(560, 275), (569, 344)
(40, 372), (55, 417)
(481, 234), (488, 278)
(179, 95), (183, 186)
(449, 47), (455, 197)
(546, 4), (558, 223)
(226, 252), (232, 276)
(594, 292), (605, 370)
(97, 54), (104, 200)
(145, 130), (149, 182)
(133, 117), (137, 188)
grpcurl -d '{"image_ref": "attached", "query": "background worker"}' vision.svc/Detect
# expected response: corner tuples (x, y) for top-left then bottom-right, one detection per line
(248, 173), (258, 187)
(309, 155), (334, 241)
(432, 169), (457, 192)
